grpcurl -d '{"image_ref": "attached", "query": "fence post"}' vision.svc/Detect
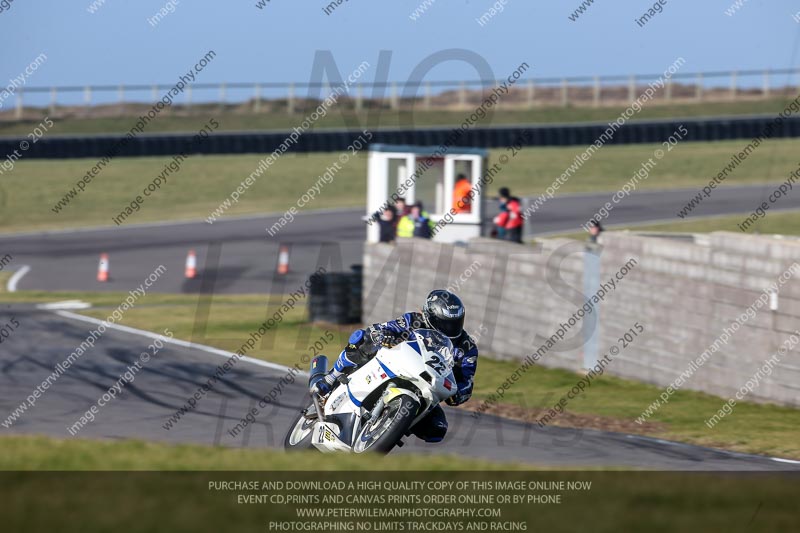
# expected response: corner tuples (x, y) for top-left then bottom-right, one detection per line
(355, 83), (363, 113)
(424, 81), (431, 110)
(695, 72), (703, 101)
(527, 79), (535, 108)
(561, 78), (568, 107)
(288, 82), (295, 115)
(628, 75), (636, 102)
(15, 90), (23, 120)
(49, 87), (57, 116)
(582, 247), (601, 369)
(390, 81), (399, 110)
(593, 75), (600, 107)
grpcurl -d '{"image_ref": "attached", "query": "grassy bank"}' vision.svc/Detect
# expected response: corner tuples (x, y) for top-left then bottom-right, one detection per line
(616, 210), (800, 236)
(3, 138), (798, 234)
(0, 98), (793, 136)
(0, 435), (521, 471)
(552, 210), (800, 240)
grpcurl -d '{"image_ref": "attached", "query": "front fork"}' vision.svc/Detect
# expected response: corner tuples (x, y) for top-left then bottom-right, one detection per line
(364, 396), (385, 423)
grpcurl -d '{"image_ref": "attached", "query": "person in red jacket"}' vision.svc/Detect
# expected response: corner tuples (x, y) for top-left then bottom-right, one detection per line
(492, 205), (508, 239)
(498, 187), (523, 243)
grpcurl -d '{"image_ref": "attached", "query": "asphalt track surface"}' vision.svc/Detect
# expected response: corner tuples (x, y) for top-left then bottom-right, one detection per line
(1, 305), (799, 470)
(2, 183), (799, 294)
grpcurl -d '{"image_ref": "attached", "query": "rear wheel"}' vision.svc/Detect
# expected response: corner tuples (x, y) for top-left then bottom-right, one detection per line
(284, 406), (316, 451)
(353, 395), (419, 454)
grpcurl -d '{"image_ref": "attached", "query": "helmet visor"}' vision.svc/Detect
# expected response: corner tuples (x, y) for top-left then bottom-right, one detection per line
(428, 313), (464, 339)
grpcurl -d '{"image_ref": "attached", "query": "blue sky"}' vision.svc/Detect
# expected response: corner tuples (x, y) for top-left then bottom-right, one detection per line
(2, 0), (799, 94)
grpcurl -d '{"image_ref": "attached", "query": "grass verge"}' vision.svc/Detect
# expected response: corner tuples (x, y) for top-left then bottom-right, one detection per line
(0, 271), (10, 293)
(552, 210), (800, 240)
(0, 434), (523, 471)
(3, 138), (799, 234)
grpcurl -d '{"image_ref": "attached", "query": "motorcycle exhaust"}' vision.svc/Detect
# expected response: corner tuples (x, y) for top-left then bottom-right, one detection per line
(308, 355), (329, 390)
(308, 356), (328, 421)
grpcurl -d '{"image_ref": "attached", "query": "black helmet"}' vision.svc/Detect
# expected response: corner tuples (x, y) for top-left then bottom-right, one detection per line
(422, 290), (465, 339)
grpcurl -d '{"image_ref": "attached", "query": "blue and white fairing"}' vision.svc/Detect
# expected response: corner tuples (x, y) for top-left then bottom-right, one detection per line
(313, 329), (457, 452)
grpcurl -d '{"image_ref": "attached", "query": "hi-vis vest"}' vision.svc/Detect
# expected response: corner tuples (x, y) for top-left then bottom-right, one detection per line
(397, 213), (434, 238)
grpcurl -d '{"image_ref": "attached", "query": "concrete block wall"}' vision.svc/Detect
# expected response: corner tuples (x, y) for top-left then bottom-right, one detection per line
(363, 232), (800, 407)
(599, 232), (800, 407)
(363, 238), (586, 369)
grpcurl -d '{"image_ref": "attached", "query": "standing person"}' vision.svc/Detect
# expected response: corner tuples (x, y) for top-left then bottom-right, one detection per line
(492, 202), (508, 240)
(411, 203), (433, 239)
(587, 219), (604, 244)
(367, 197), (410, 225)
(378, 206), (397, 243)
(395, 197), (411, 218)
(452, 174), (473, 214)
(397, 202), (433, 239)
(497, 187), (523, 243)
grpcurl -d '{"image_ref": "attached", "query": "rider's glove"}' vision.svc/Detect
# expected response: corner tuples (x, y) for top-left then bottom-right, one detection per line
(310, 374), (336, 398)
(454, 348), (477, 380)
(368, 328), (402, 349)
(380, 331), (403, 348)
(445, 380), (473, 406)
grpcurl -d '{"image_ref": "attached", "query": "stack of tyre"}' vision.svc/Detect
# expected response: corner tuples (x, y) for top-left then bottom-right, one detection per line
(308, 265), (362, 324)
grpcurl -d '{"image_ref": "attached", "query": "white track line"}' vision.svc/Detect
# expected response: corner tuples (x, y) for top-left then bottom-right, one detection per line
(54, 310), (309, 377)
(625, 433), (800, 466)
(769, 457), (800, 465)
(6, 265), (30, 293)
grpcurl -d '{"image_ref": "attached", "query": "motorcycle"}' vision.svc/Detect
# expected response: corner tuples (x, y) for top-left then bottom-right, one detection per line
(284, 328), (457, 454)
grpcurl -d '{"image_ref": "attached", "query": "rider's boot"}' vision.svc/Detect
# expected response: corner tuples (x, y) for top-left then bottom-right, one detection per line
(311, 330), (369, 398)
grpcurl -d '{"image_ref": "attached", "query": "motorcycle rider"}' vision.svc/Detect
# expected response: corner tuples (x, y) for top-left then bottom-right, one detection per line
(311, 289), (478, 443)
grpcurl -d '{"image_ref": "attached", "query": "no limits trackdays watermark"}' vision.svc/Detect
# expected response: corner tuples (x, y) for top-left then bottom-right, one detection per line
(2, 266), (167, 430)
(0, 52), (47, 109)
(580, 125), (687, 231)
(634, 262), (800, 425)
(521, 57), (685, 221)
(0, 117), (53, 177)
(267, 130), (372, 237)
(704, 331), (799, 429)
(204, 61), (371, 225)
(67, 328), (174, 436)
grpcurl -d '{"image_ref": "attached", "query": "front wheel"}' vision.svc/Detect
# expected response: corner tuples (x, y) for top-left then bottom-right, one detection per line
(284, 406), (316, 451)
(353, 395), (419, 454)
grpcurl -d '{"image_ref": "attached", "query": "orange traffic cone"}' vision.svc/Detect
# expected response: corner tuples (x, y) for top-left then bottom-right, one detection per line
(97, 253), (109, 282)
(185, 249), (197, 279)
(277, 245), (290, 275)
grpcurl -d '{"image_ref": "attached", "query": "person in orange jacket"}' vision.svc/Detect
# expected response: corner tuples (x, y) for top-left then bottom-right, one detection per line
(452, 174), (473, 214)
